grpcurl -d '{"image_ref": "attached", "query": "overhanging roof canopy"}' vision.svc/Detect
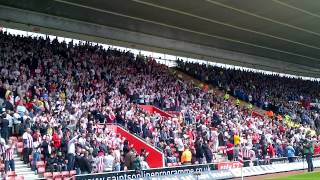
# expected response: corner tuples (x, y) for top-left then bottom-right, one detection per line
(1, 0), (320, 77)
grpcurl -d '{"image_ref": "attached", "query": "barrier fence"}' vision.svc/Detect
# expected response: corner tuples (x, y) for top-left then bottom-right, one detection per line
(75, 155), (320, 180)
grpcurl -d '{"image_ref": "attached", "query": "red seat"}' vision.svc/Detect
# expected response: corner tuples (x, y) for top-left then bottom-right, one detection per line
(15, 176), (24, 180)
(69, 170), (77, 177)
(43, 172), (53, 178)
(5, 177), (15, 180)
(7, 171), (16, 177)
(38, 166), (46, 174)
(53, 172), (61, 178)
(172, 162), (178, 166)
(36, 161), (45, 168)
(61, 171), (70, 177)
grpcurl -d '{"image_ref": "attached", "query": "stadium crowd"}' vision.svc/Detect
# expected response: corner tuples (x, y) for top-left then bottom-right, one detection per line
(176, 60), (320, 132)
(0, 31), (319, 176)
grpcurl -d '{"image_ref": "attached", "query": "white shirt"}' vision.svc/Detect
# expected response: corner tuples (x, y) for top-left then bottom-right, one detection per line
(6, 114), (13, 127)
(141, 161), (149, 170)
(104, 154), (114, 171)
(68, 135), (79, 155)
(176, 138), (184, 152)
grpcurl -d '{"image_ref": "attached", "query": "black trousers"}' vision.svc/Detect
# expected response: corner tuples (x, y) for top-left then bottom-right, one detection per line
(306, 154), (314, 172)
(23, 148), (32, 164)
(1, 128), (9, 142)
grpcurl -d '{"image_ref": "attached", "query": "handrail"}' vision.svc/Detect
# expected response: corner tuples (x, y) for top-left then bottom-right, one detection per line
(105, 123), (163, 152)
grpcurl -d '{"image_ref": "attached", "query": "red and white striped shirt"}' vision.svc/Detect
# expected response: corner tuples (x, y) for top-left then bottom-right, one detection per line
(96, 156), (105, 173)
(238, 148), (244, 166)
(23, 132), (34, 148)
(5, 145), (15, 161)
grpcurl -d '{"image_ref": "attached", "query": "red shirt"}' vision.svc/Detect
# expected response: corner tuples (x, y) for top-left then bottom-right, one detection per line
(226, 143), (234, 155)
(52, 132), (61, 148)
(267, 144), (275, 157)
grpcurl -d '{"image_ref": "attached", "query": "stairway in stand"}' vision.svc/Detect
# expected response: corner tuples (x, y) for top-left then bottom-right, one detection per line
(13, 152), (39, 180)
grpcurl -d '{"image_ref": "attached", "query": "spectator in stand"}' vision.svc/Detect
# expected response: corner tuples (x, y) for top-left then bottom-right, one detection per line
(22, 127), (33, 164)
(0, 113), (9, 142)
(67, 134), (79, 171)
(141, 156), (149, 170)
(46, 153), (58, 172)
(195, 138), (204, 164)
(0, 30), (319, 176)
(104, 149), (114, 172)
(4, 139), (15, 172)
(124, 147), (135, 170)
(286, 143), (296, 163)
(181, 145), (192, 165)
(203, 141), (213, 163)
(267, 142), (275, 158)
(31, 138), (41, 171)
(226, 140), (234, 161)
(132, 153), (142, 170)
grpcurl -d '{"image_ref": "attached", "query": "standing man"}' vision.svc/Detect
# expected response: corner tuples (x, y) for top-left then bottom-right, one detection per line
(22, 128), (33, 164)
(0, 113), (9, 142)
(4, 139), (15, 172)
(304, 138), (314, 172)
(67, 134), (79, 171)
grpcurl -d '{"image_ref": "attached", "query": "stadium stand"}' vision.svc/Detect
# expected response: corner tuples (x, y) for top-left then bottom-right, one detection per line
(0, 30), (319, 179)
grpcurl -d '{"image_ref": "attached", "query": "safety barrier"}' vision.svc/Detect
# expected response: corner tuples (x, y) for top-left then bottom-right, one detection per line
(75, 155), (320, 180)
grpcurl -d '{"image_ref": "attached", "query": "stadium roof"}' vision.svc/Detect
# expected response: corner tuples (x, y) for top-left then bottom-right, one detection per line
(1, 0), (320, 77)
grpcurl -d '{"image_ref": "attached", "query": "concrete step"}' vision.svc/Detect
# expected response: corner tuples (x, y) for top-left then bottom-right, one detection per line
(16, 171), (35, 176)
(15, 163), (29, 168)
(14, 157), (22, 161)
(15, 167), (32, 173)
(24, 175), (41, 180)
(15, 161), (26, 165)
